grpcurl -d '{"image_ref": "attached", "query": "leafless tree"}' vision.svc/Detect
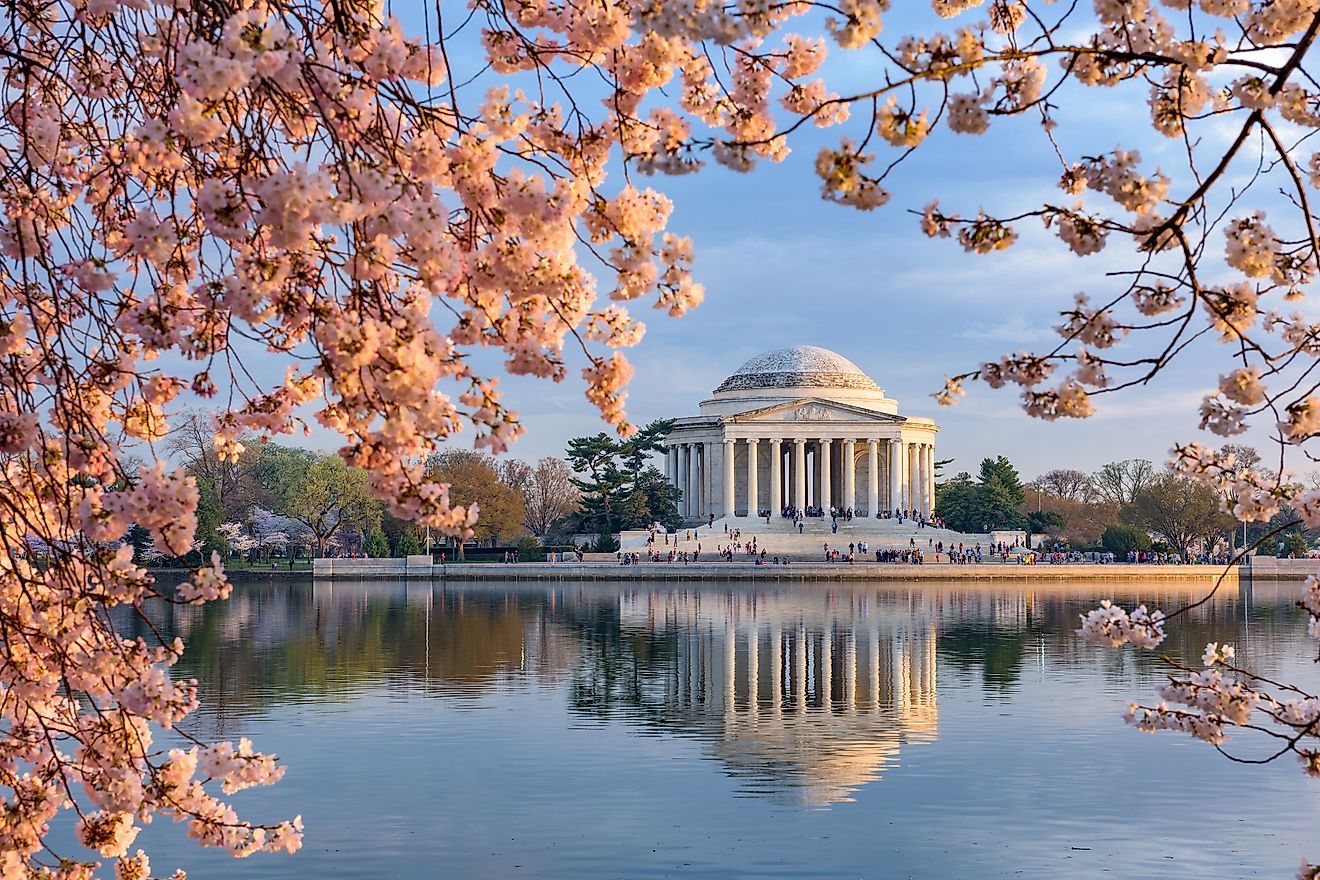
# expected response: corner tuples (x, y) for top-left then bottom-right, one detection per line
(498, 458), (534, 496)
(166, 410), (259, 521)
(1090, 459), (1156, 508)
(1032, 468), (1096, 502)
(522, 457), (580, 537)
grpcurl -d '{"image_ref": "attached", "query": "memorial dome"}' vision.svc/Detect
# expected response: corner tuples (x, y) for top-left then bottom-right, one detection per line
(714, 345), (880, 393)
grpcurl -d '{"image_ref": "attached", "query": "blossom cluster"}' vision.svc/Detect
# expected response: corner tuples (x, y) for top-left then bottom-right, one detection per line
(1077, 600), (1167, 649)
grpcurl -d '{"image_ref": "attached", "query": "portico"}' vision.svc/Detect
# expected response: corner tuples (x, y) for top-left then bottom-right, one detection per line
(663, 346), (938, 521)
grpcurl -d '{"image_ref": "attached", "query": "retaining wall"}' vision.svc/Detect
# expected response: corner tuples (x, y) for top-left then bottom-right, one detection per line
(306, 557), (1245, 582)
(1237, 557), (1320, 580)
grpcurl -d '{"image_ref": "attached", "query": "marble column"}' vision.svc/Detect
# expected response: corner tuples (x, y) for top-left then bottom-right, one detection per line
(819, 438), (832, 512)
(692, 443), (701, 518)
(921, 444), (931, 516)
(920, 445), (929, 514)
(927, 444), (937, 516)
(678, 443), (690, 518)
(926, 444), (933, 515)
(843, 439), (856, 512)
(810, 442), (820, 509)
(769, 439), (782, 515)
(907, 443), (917, 512)
(890, 440), (902, 515)
(703, 441), (713, 518)
(793, 438), (806, 512)
(924, 444), (932, 515)
(746, 438), (759, 518)
(910, 444), (921, 515)
(915, 444), (923, 514)
(866, 439), (879, 516)
(916, 444), (926, 515)
(723, 439), (735, 519)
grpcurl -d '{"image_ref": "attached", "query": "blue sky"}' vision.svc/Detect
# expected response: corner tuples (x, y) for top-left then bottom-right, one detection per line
(485, 50), (1275, 481)
(219, 5), (1303, 483)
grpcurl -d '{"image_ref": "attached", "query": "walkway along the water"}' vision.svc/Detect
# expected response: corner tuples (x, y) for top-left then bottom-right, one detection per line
(302, 555), (1307, 582)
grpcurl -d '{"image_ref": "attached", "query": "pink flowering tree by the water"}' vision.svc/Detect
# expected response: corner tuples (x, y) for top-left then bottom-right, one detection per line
(6, 0), (1320, 876)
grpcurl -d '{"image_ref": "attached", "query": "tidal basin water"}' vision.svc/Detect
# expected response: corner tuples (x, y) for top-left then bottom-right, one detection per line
(120, 578), (1319, 879)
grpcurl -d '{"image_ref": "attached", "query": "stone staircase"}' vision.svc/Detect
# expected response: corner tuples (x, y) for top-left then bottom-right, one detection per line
(621, 515), (994, 560)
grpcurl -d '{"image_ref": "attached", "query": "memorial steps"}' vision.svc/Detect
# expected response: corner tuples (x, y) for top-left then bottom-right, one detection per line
(620, 516), (995, 559)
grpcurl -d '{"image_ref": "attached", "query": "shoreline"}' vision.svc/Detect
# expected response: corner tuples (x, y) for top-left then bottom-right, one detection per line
(163, 558), (1320, 584)
(312, 561), (1249, 582)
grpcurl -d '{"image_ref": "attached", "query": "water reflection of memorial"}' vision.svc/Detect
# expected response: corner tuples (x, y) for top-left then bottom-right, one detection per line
(569, 592), (940, 805)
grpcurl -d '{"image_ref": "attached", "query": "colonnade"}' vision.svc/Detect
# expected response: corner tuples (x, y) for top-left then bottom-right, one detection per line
(669, 620), (938, 720)
(664, 436), (936, 521)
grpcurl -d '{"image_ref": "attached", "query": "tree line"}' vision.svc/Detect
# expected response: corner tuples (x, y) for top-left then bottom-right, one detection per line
(162, 412), (685, 563)
(943, 445), (1312, 559)
(162, 412), (583, 563)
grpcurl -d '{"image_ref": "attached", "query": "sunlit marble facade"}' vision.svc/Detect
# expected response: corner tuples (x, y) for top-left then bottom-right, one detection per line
(663, 346), (939, 522)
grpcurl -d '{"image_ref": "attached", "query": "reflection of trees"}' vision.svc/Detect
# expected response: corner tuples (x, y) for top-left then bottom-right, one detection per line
(557, 600), (682, 724)
(939, 622), (1030, 691)
(120, 582), (577, 737)
(931, 584), (1305, 693)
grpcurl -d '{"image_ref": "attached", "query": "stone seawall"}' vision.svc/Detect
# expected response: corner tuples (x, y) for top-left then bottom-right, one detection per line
(311, 557), (1245, 582)
(1237, 557), (1320, 579)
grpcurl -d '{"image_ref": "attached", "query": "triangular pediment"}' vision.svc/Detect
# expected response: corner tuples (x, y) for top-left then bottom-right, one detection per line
(721, 398), (904, 424)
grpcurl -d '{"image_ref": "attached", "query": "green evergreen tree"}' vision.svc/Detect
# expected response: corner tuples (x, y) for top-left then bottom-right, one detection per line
(365, 528), (390, 558)
(974, 455), (1028, 531)
(979, 455), (1026, 505)
(935, 472), (978, 532)
(566, 422), (677, 532)
(934, 458), (1028, 533)
(567, 433), (628, 532)
(631, 465), (682, 529)
(617, 419), (675, 489)
(397, 529), (422, 556)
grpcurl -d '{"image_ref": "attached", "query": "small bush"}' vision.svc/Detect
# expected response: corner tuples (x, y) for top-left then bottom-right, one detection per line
(1101, 524), (1152, 555)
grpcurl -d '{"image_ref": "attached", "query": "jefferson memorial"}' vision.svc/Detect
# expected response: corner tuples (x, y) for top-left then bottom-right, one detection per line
(663, 346), (938, 521)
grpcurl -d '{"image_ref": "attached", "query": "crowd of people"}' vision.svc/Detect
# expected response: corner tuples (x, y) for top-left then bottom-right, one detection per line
(596, 539), (1240, 567)
(766, 505), (952, 535)
(602, 522), (1241, 567)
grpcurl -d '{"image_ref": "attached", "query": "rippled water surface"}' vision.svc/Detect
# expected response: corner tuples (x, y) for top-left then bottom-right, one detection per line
(118, 578), (1319, 879)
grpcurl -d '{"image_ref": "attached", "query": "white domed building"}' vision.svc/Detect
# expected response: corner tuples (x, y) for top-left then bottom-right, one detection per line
(663, 346), (939, 522)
